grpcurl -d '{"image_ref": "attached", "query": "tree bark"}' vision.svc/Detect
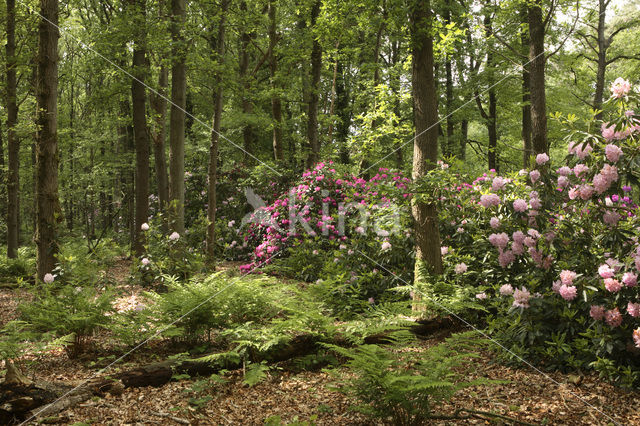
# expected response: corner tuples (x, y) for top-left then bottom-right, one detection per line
(410, 0), (443, 304)
(443, 0), (454, 158)
(6, 0), (20, 259)
(528, 0), (547, 155)
(35, 0), (61, 280)
(520, 7), (532, 167)
(168, 0), (187, 234)
(593, 0), (608, 119)
(130, 0), (150, 257)
(238, 0), (255, 165)
(206, 0), (228, 267)
(268, 0), (284, 162)
(305, 0), (322, 169)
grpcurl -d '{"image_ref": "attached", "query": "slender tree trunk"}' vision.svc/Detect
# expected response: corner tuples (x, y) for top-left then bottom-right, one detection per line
(206, 0), (228, 267)
(528, 0), (547, 155)
(238, 0), (255, 165)
(150, 0), (169, 214)
(520, 7), (532, 167)
(6, 0), (20, 258)
(35, 0), (61, 280)
(131, 0), (150, 256)
(593, 0), (608, 119)
(305, 0), (322, 168)
(411, 0), (443, 308)
(169, 0), (187, 234)
(335, 61), (351, 165)
(268, 0), (283, 161)
(443, 0), (454, 158)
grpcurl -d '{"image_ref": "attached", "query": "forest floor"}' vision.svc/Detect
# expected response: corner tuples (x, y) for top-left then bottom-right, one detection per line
(2, 261), (640, 425)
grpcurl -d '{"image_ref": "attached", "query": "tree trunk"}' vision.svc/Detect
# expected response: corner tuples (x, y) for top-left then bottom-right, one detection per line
(35, 0), (61, 280)
(520, 7), (532, 167)
(593, 0), (607, 119)
(305, 0), (322, 169)
(528, 0), (547, 155)
(335, 61), (351, 165)
(268, 0), (284, 162)
(168, 0), (187, 235)
(443, 0), (454, 158)
(206, 0), (228, 267)
(6, 0), (20, 259)
(131, 0), (150, 257)
(410, 0), (443, 305)
(238, 1), (255, 165)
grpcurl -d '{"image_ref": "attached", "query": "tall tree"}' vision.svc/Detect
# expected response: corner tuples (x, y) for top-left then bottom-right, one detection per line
(411, 0), (443, 306)
(268, 0), (284, 161)
(6, 0), (20, 258)
(238, 0), (255, 164)
(206, 0), (229, 267)
(528, 0), (548, 155)
(35, 0), (61, 279)
(520, 7), (533, 166)
(169, 0), (187, 234)
(130, 0), (150, 256)
(305, 0), (322, 168)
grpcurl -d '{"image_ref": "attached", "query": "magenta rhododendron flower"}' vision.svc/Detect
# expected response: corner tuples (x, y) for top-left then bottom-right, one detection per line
(559, 270), (577, 285)
(559, 285), (577, 301)
(605, 308), (623, 328)
(590, 305), (606, 320)
(604, 278), (622, 292)
(605, 144), (623, 162)
(513, 199), (528, 212)
(610, 77), (631, 98)
(536, 153), (549, 165)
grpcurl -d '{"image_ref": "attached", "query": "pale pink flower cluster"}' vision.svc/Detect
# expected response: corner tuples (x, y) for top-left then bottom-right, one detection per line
(480, 193), (500, 208)
(512, 287), (531, 308)
(489, 232), (509, 249)
(601, 122), (632, 141)
(610, 77), (631, 98)
(557, 166), (572, 176)
(455, 263), (467, 274)
(513, 199), (528, 212)
(499, 284), (514, 296)
(536, 153), (549, 165)
(441, 246), (449, 256)
(169, 232), (180, 241)
(603, 210), (621, 226)
(592, 164), (618, 194)
(569, 142), (593, 159)
(634, 328), (640, 349)
(476, 292), (488, 300)
(490, 217), (500, 229)
(573, 164), (589, 177)
(498, 249), (515, 268)
(590, 305), (605, 320)
(560, 270), (577, 285)
(627, 302), (640, 318)
(381, 241), (391, 251)
(622, 272), (638, 287)
(552, 280), (562, 293)
(605, 144), (623, 162)
(559, 284), (577, 301)
(605, 308), (623, 328)
(529, 170), (541, 184)
(598, 264), (614, 278)
(43, 273), (55, 284)
(604, 278), (622, 292)
(492, 177), (506, 191)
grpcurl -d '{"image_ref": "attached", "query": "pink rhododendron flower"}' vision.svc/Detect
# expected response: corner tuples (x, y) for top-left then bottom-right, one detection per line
(512, 287), (531, 308)
(441, 246), (449, 256)
(454, 263), (468, 274)
(611, 77), (631, 98)
(499, 284), (514, 296)
(622, 272), (638, 287)
(603, 211), (621, 226)
(43, 273), (54, 284)
(490, 217), (500, 229)
(560, 270), (577, 285)
(169, 232), (180, 241)
(489, 232), (509, 249)
(627, 302), (640, 318)
(476, 292), (488, 300)
(523, 236), (536, 248)
(536, 153), (549, 165)
(512, 231), (525, 244)
(605, 144), (623, 162)
(593, 174), (611, 194)
(557, 166), (572, 176)
(480, 193), (501, 208)
(599, 264), (615, 278)
(511, 241), (525, 255)
(492, 177), (506, 191)
(578, 185), (594, 200)
(604, 278), (622, 292)
(559, 285), (577, 301)
(530, 197), (542, 210)
(513, 199), (528, 212)
(601, 123), (616, 141)
(557, 176), (569, 188)
(529, 170), (541, 184)
(381, 241), (392, 251)
(590, 305), (605, 320)
(552, 280), (562, 293)
(634, 328), (640, 348)
(141, 258), (150, 266)
(605, 308), (623, 328)
(573, 164), (589, 177)
(498, 249), (515, 268)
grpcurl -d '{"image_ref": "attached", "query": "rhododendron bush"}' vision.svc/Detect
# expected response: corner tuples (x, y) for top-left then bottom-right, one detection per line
(416, 79), (640, 385)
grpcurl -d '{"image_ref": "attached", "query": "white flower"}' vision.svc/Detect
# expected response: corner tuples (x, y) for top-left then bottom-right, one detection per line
(169, 232), (180, 241)
(454, 263), (467, 274)
(43, 273), (55, 284)
(381, 241), (392, 251)
(141, 223), (149, 231)
(228, 220), (235, 228)
(141, 258), (150, 266)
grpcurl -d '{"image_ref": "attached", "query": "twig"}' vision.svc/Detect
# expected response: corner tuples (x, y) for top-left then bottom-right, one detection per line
(149, 411), (191, 425)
